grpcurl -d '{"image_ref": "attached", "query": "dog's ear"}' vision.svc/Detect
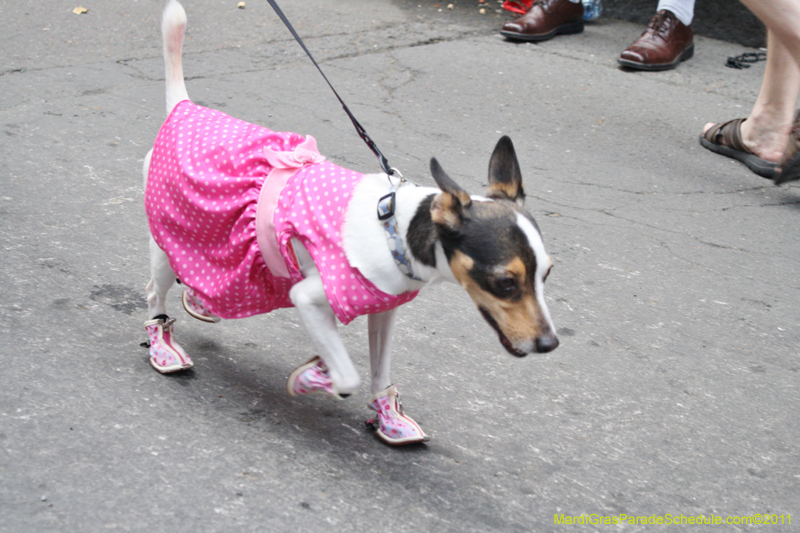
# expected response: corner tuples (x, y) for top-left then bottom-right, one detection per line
(430, 157), (471, 230)
(487, 136), (525, 205)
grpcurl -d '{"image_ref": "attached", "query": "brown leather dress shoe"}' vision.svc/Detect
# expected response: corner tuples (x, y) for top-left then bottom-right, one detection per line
(500, 0), (584, 42)
(618, 10), (694, 71)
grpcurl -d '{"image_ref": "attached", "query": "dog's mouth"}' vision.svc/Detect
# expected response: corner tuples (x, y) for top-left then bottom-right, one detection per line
(479, 306), (527, 358)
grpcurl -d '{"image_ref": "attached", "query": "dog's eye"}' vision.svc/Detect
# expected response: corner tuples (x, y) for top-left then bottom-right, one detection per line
(494, 276), (518, 295)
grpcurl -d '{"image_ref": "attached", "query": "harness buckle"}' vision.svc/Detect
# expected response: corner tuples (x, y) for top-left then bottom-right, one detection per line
(377, 192), (396, 221)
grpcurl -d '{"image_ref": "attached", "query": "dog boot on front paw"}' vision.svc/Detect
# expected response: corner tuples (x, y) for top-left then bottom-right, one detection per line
(286, 356), (344, 400)
(181, 288), (220, 323)
(366, 385), (430, 445)
(144, 317), (193, 373)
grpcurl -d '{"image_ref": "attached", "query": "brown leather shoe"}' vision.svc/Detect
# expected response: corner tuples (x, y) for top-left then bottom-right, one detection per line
(618, 10), (694, 71)
(500, 0), (584, 42)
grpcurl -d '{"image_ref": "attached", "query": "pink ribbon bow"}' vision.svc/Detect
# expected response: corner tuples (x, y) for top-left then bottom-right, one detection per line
(257, 135), (326, 279)
(263, 135), (326, 169)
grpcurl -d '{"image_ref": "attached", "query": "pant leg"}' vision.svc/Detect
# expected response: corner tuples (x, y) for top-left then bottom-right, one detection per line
(656, 0), (694, 25)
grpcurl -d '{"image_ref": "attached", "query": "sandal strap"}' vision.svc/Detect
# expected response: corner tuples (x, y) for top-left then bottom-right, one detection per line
(703, 118), (752, 154)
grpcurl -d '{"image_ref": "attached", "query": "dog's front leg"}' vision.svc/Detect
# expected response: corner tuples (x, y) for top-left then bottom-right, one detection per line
(368, 309), (396, 396)
(366, 309), (429, 445)
(289, 274), (361, 395)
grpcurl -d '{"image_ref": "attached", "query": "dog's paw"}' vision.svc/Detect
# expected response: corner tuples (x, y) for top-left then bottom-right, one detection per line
(144, 317), (193, 373)
(367, 385), (430, 445)
(286, 356), (343, 399)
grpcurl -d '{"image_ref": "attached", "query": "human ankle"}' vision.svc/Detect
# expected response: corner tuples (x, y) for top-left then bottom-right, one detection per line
(741, 117), (790, 162)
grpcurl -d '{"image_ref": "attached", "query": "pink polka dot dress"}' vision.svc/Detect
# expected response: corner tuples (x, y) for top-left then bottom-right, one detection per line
(145, 101), (417, 324)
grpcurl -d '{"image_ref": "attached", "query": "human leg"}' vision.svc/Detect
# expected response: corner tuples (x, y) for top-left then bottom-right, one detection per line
(656, 0), (694, 25)
(739, 31), (800, 164)
(702, 30), (800, 167)
(738, 0), (800, 182)
(739, 0), (800, 64)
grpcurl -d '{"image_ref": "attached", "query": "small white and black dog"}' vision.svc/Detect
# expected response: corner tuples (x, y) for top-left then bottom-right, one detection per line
(142, 0), (558, 445)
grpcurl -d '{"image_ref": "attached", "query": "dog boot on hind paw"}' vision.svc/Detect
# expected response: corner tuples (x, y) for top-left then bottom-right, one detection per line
(181, 288), (220, 323)
(286, 356), (345, 400)
(144, 317), (193, 373)
(366, 385), (430, 445)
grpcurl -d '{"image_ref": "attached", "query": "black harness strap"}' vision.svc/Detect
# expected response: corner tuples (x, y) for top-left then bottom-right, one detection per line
(265, 0), (395, 176)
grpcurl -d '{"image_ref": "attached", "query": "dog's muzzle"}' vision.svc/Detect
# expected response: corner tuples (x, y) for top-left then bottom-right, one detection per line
(479, 306), (558, 356)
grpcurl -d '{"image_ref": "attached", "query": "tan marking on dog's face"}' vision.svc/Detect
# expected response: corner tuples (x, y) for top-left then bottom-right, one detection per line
(449, 250), (550, 355)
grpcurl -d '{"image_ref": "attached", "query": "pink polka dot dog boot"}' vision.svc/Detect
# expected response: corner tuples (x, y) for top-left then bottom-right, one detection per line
(286, 356), (344, 400)
(144, 316), (193, 374)
(181, 288), (220, 323)
(366, 385), (430, 446)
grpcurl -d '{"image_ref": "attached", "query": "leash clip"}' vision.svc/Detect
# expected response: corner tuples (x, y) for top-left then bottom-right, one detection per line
(378, 153), (394, 176)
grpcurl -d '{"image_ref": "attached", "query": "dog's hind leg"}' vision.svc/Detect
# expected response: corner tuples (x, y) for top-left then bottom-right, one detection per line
(145, 236), (176, 320)
(143, 235), (193, 374)
(142, 148), (176, 320)
(142, 149), (191, 373)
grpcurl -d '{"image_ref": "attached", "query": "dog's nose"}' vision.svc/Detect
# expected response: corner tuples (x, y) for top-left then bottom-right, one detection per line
(535, 333), (559, 353)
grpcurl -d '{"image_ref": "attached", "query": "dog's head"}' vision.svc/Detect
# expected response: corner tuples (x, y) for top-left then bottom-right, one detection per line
(429, 136), (558, 356)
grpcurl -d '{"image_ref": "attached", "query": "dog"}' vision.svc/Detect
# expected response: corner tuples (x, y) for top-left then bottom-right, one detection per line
(142, 0), (558, 445)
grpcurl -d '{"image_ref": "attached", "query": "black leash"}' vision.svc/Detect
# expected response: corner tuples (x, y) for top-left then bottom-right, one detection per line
(265, 0), (396, 176)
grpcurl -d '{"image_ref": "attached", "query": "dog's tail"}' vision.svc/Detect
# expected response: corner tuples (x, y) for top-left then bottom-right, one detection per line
(162, 0), (190, 115)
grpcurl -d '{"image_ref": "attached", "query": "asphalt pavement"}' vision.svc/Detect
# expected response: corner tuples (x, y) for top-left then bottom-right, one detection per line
(1, 1), (798, 532)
